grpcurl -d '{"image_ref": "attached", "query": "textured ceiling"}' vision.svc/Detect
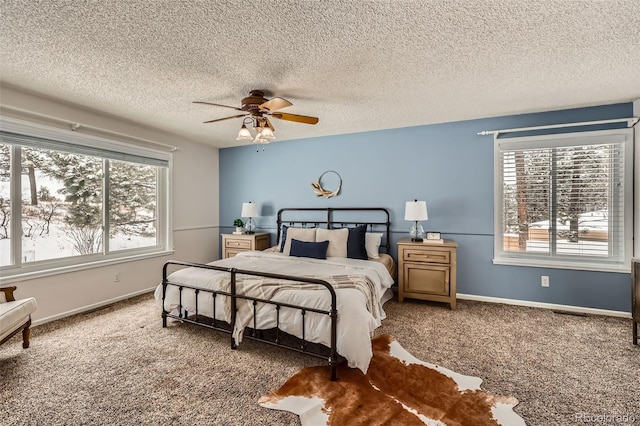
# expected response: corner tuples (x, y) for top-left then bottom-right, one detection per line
(1, 1), (639, 148)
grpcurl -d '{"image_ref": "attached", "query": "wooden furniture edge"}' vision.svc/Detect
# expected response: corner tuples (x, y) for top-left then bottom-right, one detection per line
(0, 286), (32, 348)
(0, 286), (17, 302)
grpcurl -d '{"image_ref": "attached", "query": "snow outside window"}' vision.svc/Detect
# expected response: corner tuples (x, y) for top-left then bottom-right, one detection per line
(493, 129), (633, 272)
(0, 116), (171, 280)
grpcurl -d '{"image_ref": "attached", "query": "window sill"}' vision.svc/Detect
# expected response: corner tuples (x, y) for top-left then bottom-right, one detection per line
(492, 257), (630, 273)
(0, 249), (175, 283)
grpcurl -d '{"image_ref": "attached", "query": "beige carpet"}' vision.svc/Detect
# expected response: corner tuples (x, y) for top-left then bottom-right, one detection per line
(1, 292), (638, 425)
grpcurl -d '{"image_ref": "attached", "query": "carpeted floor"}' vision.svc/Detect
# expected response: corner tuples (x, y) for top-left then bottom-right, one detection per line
(1, 293), (638, 425)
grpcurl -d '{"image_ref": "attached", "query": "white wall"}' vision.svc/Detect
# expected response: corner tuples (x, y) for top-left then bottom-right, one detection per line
(0, 84), (220, 324)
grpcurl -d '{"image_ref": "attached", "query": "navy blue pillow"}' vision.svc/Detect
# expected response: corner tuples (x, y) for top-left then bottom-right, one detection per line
(290, 239), (329, 259)
(347, 225), (368, 260)
(278, 225), (289, 252)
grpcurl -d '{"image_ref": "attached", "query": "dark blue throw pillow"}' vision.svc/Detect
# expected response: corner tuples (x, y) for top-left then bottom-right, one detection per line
(347, 224), (368, 260)
(279, 225), (289, 252)
(290, 239), (329, 259)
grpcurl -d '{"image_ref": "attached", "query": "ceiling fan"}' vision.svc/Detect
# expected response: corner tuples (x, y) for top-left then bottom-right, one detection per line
(193, 90), (319, 143)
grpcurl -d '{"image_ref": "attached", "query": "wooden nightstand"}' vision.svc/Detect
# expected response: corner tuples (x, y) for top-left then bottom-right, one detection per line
(221, 233), (270, 258)
(397, 238), (458, 310)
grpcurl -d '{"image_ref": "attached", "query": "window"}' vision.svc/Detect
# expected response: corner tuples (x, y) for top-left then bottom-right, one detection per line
(0, 116), (171, 279)
(494, 129), (633, 272)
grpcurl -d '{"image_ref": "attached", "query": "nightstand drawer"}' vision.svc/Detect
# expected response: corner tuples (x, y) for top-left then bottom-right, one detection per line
(225, 239), (252, 249)
(221, 233), (270, 260)
(403, 248), (450, 264)
(403, 263), (450, 296)
(224, 249), (244, 258)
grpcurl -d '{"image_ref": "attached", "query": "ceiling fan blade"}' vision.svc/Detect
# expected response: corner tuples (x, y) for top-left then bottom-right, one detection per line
(203, 114), (247, 124)
(271, 112), (319, 125)
(259, 97), (292, 112)
(193, 101), (243, 111)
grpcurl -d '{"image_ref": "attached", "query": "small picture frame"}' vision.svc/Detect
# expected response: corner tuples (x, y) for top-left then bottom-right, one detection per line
(426, 232), (441, 240)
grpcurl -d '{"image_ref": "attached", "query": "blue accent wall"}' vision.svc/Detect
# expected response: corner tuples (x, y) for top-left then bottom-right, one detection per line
(220, 103), (633, 312)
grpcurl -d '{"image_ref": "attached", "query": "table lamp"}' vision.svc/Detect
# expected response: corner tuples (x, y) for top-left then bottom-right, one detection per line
(241, 201), (259, 234)
(405, 199), (428, 242)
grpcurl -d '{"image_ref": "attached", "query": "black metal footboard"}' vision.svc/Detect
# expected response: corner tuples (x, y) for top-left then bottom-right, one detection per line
(161, 260), (340, 381)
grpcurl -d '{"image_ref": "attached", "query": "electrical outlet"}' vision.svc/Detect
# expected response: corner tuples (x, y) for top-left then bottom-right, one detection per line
(541, 276), (549, 287)
(114, 272), (121, 282)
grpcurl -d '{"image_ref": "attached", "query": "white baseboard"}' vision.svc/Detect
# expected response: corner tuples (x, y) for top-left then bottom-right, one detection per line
(32, 287), (156, 327)
(457, 293), (632, 318)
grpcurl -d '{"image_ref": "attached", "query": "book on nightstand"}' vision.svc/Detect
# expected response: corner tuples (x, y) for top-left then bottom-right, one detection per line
(422, 239), (444, 244)
(232, 231), (244, 235)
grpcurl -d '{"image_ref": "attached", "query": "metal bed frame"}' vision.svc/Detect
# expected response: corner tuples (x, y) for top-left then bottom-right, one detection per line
(161, 207), (391, 381)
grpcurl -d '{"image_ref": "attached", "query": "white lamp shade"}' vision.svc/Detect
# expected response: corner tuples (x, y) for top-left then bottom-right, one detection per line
(236, 125), (253, 141)
(253, 134), (270, 144)
(404, 200), (428, 221)
(260, 127), (275, 140)
(241, 202), (259, 218)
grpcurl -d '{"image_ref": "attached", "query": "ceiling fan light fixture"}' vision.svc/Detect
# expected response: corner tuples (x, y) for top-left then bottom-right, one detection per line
(236, 124), (253, 141)
(254, 132), (269, 144)
(260, 126), (275, 140)
(195, 90), (318, 145)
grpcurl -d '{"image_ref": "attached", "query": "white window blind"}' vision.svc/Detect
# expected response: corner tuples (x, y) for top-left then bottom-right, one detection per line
(0, 115), (170, 168)
(0, 131), (168, 167)
(494, 129), (632, 272)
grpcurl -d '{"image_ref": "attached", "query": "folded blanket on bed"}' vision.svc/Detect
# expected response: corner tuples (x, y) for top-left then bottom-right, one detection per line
(218, 274), (380, 345)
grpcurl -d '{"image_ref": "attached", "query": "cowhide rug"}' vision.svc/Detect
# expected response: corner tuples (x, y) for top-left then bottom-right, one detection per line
(259, 335), (525, 425)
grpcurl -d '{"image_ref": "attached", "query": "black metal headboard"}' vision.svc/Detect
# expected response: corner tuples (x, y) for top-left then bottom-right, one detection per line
(276, 207), (391, 254)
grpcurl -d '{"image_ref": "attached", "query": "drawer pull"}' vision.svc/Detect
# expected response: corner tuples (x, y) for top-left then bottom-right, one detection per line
(410, 254), (440, 260)
(404, 249), (449, 264)
(225, 239), (251, 249)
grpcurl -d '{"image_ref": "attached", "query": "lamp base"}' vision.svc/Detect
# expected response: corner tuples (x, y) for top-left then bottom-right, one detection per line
(409, 222), (425, 242)
(245, 218), (256, 234)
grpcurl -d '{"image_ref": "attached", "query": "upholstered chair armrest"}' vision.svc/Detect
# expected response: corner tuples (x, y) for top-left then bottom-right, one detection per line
(0, 286), (17, 302)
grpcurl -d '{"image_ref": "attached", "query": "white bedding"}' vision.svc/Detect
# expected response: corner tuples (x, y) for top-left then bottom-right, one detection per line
(154, 250), (395, 373)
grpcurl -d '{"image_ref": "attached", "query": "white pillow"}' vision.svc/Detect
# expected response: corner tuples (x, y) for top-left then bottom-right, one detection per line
(365, 233), (383, 259)
(316, 228), (348, 258)
(283, 227), (317, 255)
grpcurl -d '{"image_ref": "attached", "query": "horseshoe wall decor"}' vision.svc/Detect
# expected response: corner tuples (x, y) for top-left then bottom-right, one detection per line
(311, 170), (342, 198)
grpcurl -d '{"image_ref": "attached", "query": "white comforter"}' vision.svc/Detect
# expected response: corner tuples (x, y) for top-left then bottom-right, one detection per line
(154, 251), (395, 373)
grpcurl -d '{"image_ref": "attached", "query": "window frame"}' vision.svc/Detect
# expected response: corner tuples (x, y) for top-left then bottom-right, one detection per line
(0, 115), (173, 282)
(493, 128), (633, 273)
